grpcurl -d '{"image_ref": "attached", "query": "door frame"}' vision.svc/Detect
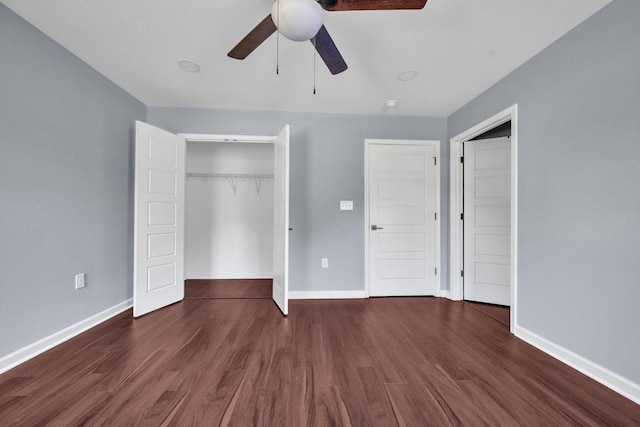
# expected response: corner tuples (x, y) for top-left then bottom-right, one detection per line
(180, 133), (277, 144)
(364, 139), (442, 298)
(179, 132), (281, 288)
(449, 104), (518, 333)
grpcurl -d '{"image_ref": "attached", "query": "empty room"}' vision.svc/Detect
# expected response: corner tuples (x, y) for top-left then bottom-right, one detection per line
(1, 0), (639, 425)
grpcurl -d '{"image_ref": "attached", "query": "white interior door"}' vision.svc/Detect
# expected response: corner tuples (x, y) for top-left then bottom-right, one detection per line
(272, 125), (290, 315)
(463, 137), (511, 305)
(133, 121), (186, 317)
(369, 144), (438, 296)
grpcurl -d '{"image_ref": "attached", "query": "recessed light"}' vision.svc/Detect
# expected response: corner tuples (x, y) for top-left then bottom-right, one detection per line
(178, 59), (201, 73)
(397, 70), (418, 82)
(384, 100), (398, 110)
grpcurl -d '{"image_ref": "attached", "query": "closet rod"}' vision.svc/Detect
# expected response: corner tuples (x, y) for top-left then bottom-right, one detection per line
(186, 173), (274, 179)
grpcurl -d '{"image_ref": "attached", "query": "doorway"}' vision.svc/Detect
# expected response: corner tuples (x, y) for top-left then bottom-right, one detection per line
(449, 105), (518, 333)
(364, 139), (441, 297)
(183, 140), (274, 301)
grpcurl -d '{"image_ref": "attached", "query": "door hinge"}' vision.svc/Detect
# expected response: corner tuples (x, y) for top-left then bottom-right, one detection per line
(460, 213), (464, 220)
(434, 157), (437, 166)
(461, 270), (464, 277)
(434, 213), (437, 220)
(435, 268), (438, 275)
(460, 156), (464, 163)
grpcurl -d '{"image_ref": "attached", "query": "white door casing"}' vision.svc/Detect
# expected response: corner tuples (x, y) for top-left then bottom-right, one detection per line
(449, 104), (518, 333)
(463, 137), (511, 306)
(366, 141), (439, 297)
(272, 125), (290, 315)
(133, 121), (186, 317)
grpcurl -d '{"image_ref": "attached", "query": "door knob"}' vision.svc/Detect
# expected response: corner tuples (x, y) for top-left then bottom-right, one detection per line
(371, 225), (384, 231)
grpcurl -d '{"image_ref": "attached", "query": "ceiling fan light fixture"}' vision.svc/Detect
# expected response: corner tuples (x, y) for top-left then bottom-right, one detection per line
(271, 0), (324, 42)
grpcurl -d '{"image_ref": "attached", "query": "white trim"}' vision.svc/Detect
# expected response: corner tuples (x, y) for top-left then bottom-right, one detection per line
(515, 326), (640, 405)
(449, 105), (518, 333)
(364, 141), (370, 298)
(0, 299), (133, 375)
(179, 133), (276, 144)
(289, 290), (365, 300)
(364, 139), (442, 298)
(449, 140), (464, 301)
(436, 288), (450, 299)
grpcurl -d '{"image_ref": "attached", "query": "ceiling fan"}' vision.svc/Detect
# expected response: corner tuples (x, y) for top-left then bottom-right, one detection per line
(228, 0), (428, 75)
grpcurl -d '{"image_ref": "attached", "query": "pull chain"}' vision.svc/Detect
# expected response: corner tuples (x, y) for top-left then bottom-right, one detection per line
(276, 0), (280, 75)
(313, 36), (317, 94)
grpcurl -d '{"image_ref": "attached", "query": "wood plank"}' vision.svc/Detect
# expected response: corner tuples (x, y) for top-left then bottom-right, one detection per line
(356, 366), (399, 426)
(385, 382), (453, 426)
(313, 386), (353, 426)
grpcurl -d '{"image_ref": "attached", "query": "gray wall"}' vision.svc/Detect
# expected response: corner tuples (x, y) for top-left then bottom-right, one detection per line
(0, 5), (146, 358)
(147, 108), (448, 294)
(448, 0), (640, 384)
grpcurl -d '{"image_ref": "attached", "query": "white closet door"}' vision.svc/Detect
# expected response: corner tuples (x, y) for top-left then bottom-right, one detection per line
(133, 121), (186, 317)
(464, 137), (511, 306)
(369, 144), (438, 296)
(272, 125), (290, 315)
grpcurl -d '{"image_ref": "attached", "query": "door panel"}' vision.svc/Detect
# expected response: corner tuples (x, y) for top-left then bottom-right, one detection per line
(369, 144), (437, 297)
(133, 121), (185, 317)
(463, 137), (511, 306)
(272, 125), (290, 315)
(378, 206), (427, 225)
(378, 179), (425, 199)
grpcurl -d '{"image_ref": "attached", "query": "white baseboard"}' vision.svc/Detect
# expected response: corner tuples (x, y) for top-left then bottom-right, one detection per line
(289, 290), (366, 300)
(291, 290), (452, 300)
(436, 288), (451, 299)
(515, 325), (640, 405)
(0, 299), (133, 375)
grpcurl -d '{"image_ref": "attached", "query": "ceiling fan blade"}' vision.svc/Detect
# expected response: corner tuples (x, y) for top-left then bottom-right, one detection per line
(312, 25), (348, 75)
(319, 0), (427, 12)
(228, 14), (277, 60)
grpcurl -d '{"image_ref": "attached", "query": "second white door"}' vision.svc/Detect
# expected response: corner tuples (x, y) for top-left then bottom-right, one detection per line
(463, 136), (511, 306)
(272, 125), (290, 315)
(368, 142), (438, 297)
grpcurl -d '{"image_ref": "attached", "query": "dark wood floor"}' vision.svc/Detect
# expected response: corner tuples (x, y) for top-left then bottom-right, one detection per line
(185, 279), (272, 299)
(465, 300), (510, 328)
(1, 281), (639, 426)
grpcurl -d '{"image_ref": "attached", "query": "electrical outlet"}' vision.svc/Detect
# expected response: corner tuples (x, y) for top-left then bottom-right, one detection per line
(321, 258), (329, 269)
(75, 273), (86, 290)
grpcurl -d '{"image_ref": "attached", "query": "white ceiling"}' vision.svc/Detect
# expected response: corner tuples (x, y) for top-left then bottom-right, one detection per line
(2, 0), (611, 117)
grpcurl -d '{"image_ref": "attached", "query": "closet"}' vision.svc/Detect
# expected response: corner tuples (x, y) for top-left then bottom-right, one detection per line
(185, 141), (274, 280)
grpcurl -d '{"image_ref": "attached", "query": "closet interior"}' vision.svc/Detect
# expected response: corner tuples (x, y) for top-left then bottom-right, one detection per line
(185, 140), (274, 281)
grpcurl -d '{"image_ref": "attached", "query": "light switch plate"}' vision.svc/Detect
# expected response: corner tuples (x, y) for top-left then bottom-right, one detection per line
(340, 200), (353, 211)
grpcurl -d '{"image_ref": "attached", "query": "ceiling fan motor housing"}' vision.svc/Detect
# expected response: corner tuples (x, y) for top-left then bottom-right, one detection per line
(271, 0), (324, 41)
